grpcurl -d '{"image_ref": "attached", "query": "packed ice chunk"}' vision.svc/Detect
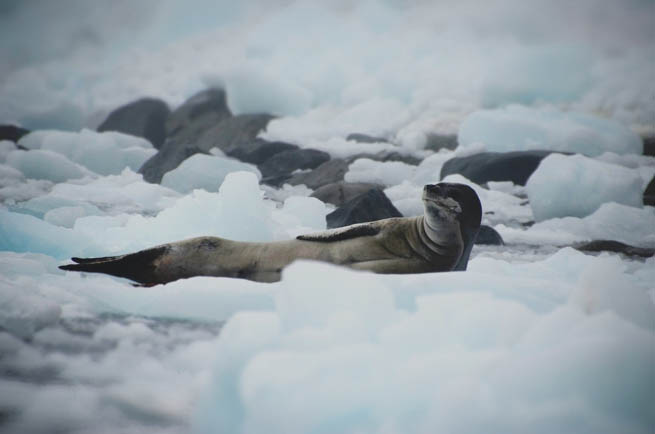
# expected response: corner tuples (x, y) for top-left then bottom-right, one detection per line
(275, 260), (397, 334)
(526, 154), (643, 220)
(344, 158), (416, 186)
(194, 257), (655, 434)
(458, 106), (643, 156)
(17, 129), (156, 175)
(497, 203), (655, 247)
(49, 169), (180, 215)
(13, 195), (102, 219)
(0, 209), (97, 259)
(161, 153), (261, 194)
(5, 149), (91, 182)
(411, 150), (455, 186)
(72, 171), (276, 254)
(44, 206), (98, 228)
(272, 196), (327, 238)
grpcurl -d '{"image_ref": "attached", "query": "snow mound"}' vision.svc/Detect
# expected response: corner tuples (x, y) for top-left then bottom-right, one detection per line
(458, 106), (642, 156)
(161, 153), (261, 194)
(526, 154), (643, 221)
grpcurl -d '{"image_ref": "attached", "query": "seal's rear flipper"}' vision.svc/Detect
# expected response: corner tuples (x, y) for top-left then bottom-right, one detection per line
(71, 255), (121, 264)
(59, 246), (169, 285)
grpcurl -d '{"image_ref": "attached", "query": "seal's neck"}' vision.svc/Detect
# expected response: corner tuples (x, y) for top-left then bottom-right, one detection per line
(416, 216), (462, 259)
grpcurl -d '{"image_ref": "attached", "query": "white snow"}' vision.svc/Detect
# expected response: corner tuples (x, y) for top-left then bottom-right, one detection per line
(458, 105), (643, 156)
(526, 153), (644, 221)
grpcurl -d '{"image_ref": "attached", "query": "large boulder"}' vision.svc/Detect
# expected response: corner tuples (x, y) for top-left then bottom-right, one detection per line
(197, 114), (275, 155)
(440, 150), (557, 186)
(0, 125), (30, 143)
(140, 110), (274, 184)
(326, 188), (402, 229)
(311, 181), (385, 207)
(139, 143), (204, 184)
(574, 240), (655, 258)
(165, 88), (232, 143)
(474, 225), (504, 245)
(644, 176), (655, 206)
(346, 150), (422, 166)
(97, 98), (170, 148)
(643, 136), (655, 156)
(139, 89), (233, 183)
(424, 133), (458, 152)
(287, 159), (349, 190)
(260, 148), (331, 186)
(346, 133), (388, 144)
(227, 139), (298, 165)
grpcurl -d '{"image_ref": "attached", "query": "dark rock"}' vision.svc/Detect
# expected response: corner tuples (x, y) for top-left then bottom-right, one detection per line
(346, 150), (422, 166)
(346, 133), (388, 144)
(287, 159), (349, 190)
(643, 175), (655, 206)
(227, 138), (298, 165)
(165, 88), (232, 142)
(260, 149), (331, 186)
(139, 143), (204, 184)
(326, 188), (402, 229)
(424, 133), (458, 152)
(574, 240), (655, 258)
(440, 150), (558, 186)
(643, 136), (655, 156)
(139, 112), (273, 184)
(474, 225), (504, 245)
(0, 125), (30, 143)
(197, 114), (275, 154)
(311, 181), (385, 207)
(97, 98), (170, 148)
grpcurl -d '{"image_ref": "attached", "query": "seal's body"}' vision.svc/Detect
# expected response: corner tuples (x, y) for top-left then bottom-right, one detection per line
(60, 183), (482, 284)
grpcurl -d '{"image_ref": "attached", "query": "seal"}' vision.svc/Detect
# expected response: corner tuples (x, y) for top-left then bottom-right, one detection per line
(59, 183), (482, 284)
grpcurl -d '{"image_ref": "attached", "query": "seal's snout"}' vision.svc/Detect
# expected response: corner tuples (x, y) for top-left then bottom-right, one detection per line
(423, 184), (442, 197)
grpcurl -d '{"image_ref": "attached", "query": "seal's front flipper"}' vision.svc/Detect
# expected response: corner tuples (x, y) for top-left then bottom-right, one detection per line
(297, 222), (380, 243)
(59, 246), (169, 285)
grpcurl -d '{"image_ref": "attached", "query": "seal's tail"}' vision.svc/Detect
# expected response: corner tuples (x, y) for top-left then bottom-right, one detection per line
(59, 246), (168, 285)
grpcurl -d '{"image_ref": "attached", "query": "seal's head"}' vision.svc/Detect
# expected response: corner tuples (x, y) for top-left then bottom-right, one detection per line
(422, 183), (482, 270)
